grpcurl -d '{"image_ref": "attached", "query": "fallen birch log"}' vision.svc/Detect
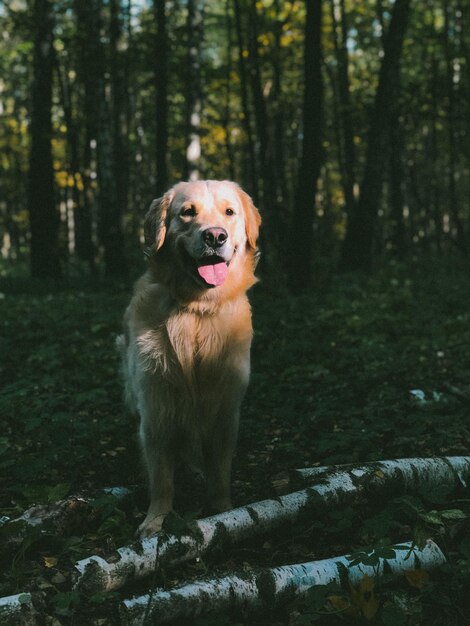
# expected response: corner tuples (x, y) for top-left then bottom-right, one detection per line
(1, 486), (134, 541)
(290, 456), (470, 490)
(74, 456), (469, 594)
(120, 539), (445, 625)
(0, 592), (42, 626)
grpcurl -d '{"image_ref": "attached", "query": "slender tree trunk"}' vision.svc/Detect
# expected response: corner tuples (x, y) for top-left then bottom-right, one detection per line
(185, 0), (204, 181)
(287, 0), (323, 292)
(247, 0), (282, 267)
(28, 0), (61, 278)
(56, 57), (94, 266)
(233, 0), (257, 199)
(154, 0), (169, 195)
(339, 0), (411, 271)
(271, 0), (287, 210)
(443, 1), (467, 255)
(385, 0), (406, 258)
(388, 114), (406, 256)
(97, 93), (127, 274)
(247, 1), (269, 196)
(75, 0), (126, 275)
(330, 0), (356, 217)
(110, 0), (129, 243)
(74, 0), (98, 270)
(430, 53), (443, 252)
(223, 0), (236, 181)
(267, 0), (289, 256)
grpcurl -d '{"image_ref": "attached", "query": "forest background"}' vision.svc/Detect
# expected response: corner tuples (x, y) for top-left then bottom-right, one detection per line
(1, 0), (468, 278)
(1, 0), (470, 624)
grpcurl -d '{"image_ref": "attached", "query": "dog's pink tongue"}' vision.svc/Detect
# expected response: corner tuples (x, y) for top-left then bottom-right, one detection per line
(197, 262), (228, 286)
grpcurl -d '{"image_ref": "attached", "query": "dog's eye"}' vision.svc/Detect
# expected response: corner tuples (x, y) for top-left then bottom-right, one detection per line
(225, 208), (235, 216)
(181, 205), (196, 217)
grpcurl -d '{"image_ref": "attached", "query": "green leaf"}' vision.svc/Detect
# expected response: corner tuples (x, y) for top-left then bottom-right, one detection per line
(52, 591), (80, 616)
(440, 509), (466, 521)
(375, 547), (397, 560)
(46, 483), (70, 503)
(419, 511), (444, 526)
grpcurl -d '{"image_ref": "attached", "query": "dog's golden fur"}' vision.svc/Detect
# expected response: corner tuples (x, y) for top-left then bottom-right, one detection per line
(119, 180), (261, 536)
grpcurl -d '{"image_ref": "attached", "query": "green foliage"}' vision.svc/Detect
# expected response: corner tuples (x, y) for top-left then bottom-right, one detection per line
(0, 279), (138, 506)
(347, 545), (403, 568)
(51, 590), (80, 616)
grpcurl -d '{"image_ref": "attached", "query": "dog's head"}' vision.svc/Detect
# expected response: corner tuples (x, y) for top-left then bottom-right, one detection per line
(144, 180), (261, 295)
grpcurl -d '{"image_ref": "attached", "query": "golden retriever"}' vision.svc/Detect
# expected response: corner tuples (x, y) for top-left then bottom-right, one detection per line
(118, 180), (261, 537)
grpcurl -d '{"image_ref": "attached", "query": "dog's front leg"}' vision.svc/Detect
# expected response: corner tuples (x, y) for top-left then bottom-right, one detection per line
(203, 353), (250, 514)
(204, 406), (241, 514)
(138, 423), (175, 537)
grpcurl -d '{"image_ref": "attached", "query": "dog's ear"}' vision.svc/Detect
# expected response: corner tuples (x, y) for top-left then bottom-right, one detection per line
(236, 186), (261, 249)
(144, 192), (173, 252)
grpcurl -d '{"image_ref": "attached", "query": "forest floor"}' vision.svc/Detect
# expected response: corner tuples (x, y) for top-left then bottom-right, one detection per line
(1, 256), (470, 624)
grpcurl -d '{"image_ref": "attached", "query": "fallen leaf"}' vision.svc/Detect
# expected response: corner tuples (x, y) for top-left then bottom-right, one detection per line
(328, 594), (359, 616)
(405, 569), (429, 589)
(51, 572), (67, 584)
(43, 556), (58, 568)
(37, 578), (54, 590)
(349, 574), (380, 620)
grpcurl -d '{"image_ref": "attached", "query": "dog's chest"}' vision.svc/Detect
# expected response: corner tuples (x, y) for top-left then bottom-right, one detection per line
(166, 312), (226, 373)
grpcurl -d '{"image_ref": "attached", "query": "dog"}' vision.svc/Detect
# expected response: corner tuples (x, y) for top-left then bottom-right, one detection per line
(118, 180), (261, 537)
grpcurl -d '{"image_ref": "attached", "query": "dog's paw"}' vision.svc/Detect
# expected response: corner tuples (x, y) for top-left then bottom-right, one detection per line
(136, 513), (167, 539)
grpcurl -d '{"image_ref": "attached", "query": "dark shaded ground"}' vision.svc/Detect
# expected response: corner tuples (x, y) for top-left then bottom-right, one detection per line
(1, 257), (470, 623)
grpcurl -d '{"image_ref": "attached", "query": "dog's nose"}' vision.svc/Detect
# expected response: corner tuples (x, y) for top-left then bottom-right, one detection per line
(202, 227), (228, 249)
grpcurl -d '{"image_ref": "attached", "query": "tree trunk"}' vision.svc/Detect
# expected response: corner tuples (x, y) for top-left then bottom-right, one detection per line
(330, 0), (356, 218)
(430, 53), (443, 252)
(74, 0), (126, 276)
(185, 0), (204, 181)
(287, 0), (323, 291)
(233, 0), (257, 199)
(28, 0), (61, 279)
(120, 541), (445, 625)
(222, 0), (236, 181)
(110, 0), (129, 245)
(339, 0), (411, 271)
(388, 114), (406, 256)
(154, 0), (169, 195)
(247, 1), (269, 197)
(95, 4), (126, 275)
(56, 57), (94, 266)
(443, 1), (467, 255)
(271, 0), (288, 227)
(74, 0), (98, 270)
